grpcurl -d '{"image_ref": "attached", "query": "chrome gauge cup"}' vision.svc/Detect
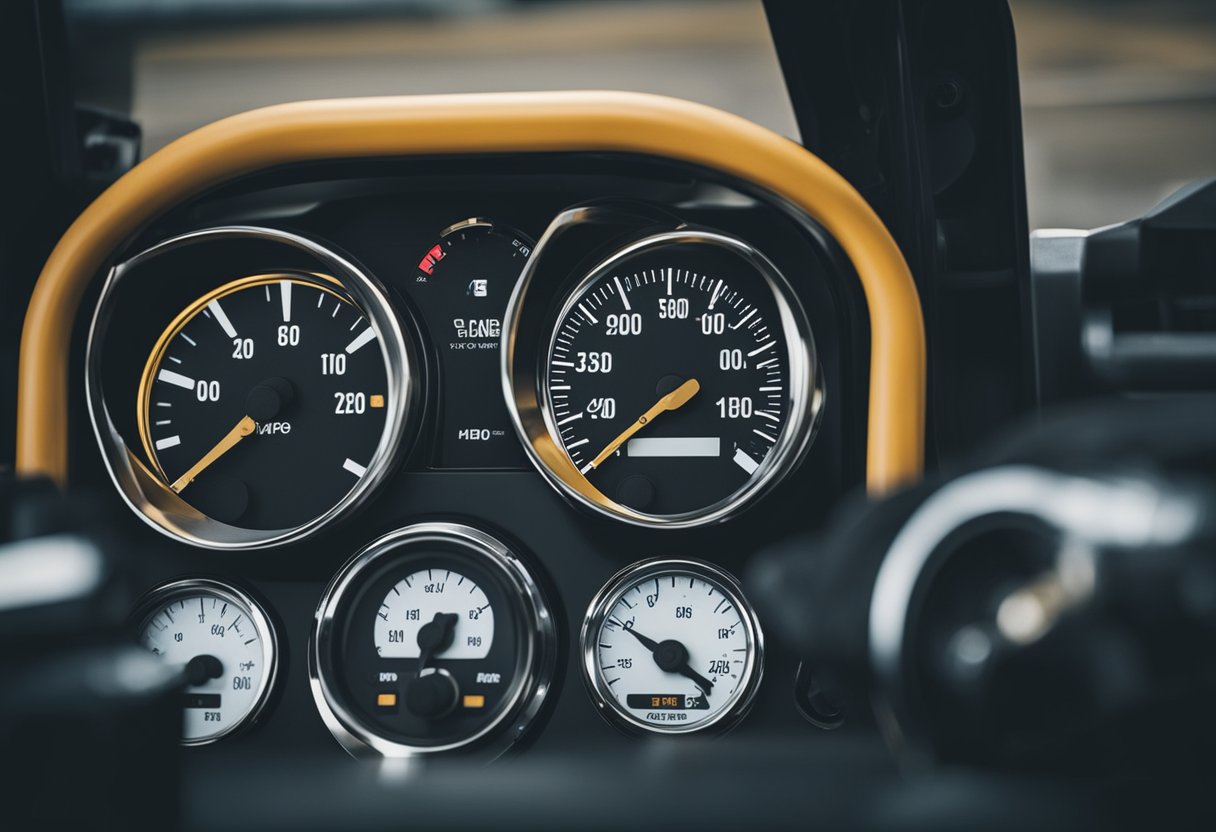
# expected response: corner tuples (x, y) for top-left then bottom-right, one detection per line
(582, 558), (764, 735)
(134, 579), (279, 745)
(310, 523), (557, 758)
(504, 221), (821, 529)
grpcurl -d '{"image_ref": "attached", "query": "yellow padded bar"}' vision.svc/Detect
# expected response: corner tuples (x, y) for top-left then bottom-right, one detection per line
(16, 91), (925, 493)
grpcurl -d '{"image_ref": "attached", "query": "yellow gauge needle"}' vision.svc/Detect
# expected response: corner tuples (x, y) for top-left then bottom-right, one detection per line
(585, 378), (700, 472)
(170, 415), (257, 493)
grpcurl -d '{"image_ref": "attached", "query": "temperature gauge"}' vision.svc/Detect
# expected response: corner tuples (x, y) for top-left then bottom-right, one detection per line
(134, 579), (279, 745)
(582, 558), (763, 735)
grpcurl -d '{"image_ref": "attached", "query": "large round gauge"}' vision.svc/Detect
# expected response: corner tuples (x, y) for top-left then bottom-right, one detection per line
(582, 558), (763, 735)
(310, 523), (556, 758)
(138, 273), (391, 530)
(87, 227), (414, 550)
(510, 228), (819, 528)
(134, 579), (279, 746)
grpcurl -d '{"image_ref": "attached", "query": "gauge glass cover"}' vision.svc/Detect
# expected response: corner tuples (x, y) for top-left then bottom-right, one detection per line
(514, 228), (819, 528)
(310, 523), (556, 758)
(582, 558), (763, 735)
(138, 274), (390, 530)
(135, 579), (278, 745)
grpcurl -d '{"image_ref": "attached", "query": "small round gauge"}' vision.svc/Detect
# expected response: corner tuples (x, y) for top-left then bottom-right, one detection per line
(310, 523), (556, 758)
(134, 579), (278, 746)
(414, 217), (532, 292)
(412, 218), (534, 469)
(135, 271), (410, 546)
(514, 228), (819, 528)
(582, 558), (763, 735)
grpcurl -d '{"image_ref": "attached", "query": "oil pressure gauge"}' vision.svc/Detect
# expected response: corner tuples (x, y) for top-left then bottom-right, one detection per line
(310, 523), (556, 758)
(134, 579), (279, 745)
(582, 558), (763, 735)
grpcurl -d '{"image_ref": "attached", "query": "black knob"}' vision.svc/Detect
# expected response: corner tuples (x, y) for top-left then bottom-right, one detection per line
(406, 672), (459, 721)
(653, 639), (689, 673)
(184, 654), (223, 687)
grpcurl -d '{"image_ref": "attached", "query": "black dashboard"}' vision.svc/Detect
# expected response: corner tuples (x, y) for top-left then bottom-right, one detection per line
(74, 153), (870, 759)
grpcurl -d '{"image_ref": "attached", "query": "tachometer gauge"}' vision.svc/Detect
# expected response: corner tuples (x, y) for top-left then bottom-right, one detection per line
(310, 523), (556, 758)
(582, 558), (763, 735)
(508, 228), (820, 528)
(134, 579), (279, 746)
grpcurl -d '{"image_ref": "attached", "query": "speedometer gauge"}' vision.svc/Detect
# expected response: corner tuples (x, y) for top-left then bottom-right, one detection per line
(531, 229), (819, 526)
(582, 558), (763, 735)
(139, 274), (391, 531)
(88, 226), (415, 550)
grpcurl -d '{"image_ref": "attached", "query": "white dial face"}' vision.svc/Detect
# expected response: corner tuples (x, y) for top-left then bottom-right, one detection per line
(374, 569), (495, 659)
(592, 569), (757, 732)
(139, 589), (274, 743)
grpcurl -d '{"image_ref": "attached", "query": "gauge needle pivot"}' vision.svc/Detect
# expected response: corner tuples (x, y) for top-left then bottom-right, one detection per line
(415, 612), (459, 676)
(169, 378), (292, 494)
(170, 416), (256, 493)
(623, 625), (715, 695)
(585, 378), (700, 472)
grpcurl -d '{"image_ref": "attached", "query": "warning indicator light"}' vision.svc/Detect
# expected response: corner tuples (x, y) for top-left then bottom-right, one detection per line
(418, 244), (445, 276)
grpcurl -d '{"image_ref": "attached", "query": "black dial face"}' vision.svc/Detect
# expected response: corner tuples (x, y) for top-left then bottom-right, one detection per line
(331, 546), (525, 748)
(544, 239), (806, 518)
(139, 274), (391, 530)
(410, 219), (533, 468)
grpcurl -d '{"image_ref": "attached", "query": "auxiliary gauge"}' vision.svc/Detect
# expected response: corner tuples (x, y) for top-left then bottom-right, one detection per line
(134, 579), (279, 745)
(310, 523), (556, 758)
(582, 558), (763, 735)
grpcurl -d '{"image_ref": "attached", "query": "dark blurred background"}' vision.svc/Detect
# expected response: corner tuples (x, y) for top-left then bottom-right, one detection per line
(63, 0), (1216, 231)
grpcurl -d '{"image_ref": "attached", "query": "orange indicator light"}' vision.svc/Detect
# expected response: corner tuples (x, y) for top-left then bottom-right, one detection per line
(370, 395), (385, 408)
(462, 695), (485, 709)
(377, 693), (397, 707)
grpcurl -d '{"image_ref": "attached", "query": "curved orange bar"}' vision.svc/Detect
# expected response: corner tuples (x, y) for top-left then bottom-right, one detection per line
(17, 91), (925, 494)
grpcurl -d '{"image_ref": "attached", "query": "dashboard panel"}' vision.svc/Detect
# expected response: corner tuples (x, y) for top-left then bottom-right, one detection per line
(15, 94), (923, 762)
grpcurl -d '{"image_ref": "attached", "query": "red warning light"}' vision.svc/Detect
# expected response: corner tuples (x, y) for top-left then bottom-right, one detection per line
(418, 244), (446, 276)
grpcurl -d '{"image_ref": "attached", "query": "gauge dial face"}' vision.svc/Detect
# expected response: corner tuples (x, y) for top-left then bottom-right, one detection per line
(583, 560), (763, 735)
(311, 524), (556, 757)
(374, 569), (495, 660)
(542, 234), (815, 522)
(136, 580), (278, 745)
(138, 274), (391, 530)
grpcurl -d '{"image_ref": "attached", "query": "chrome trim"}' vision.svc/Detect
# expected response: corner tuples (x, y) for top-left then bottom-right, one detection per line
(503, 222), (820, 528)
(132, 578), (280, 747)
(580, 557), (764, 736)
(309, 522), (557, 759)
(868, 465), (1204, 729)
(85, 225), (415, 550)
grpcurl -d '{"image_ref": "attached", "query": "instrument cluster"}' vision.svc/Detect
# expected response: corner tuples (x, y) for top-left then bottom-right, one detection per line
(81, 156), (861, 757)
